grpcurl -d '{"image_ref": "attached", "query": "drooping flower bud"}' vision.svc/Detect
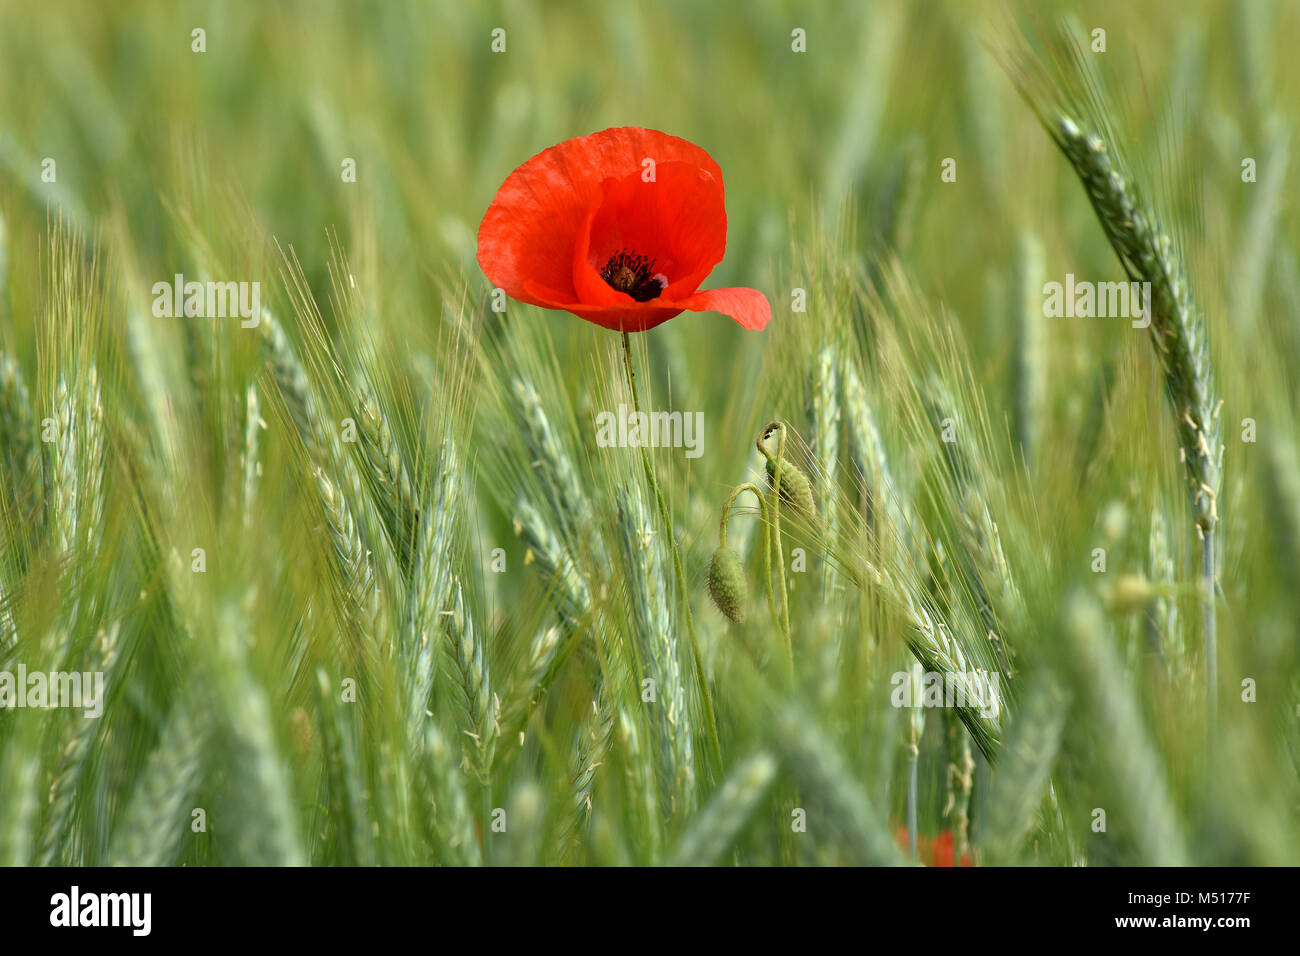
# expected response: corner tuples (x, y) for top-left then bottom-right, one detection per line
(764, 456), (817, 521)
(707, 546), (749, 624)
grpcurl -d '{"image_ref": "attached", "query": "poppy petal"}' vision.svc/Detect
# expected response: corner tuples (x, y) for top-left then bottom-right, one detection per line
(518, 279), (680, 332)
(518, 283), (769, 333)
(678, 286), (772, 330)
(568, 305), (686, 334)
(573, 162), (726, 304)
(477, 127), (723, 305)
(570, 199), (633, 307)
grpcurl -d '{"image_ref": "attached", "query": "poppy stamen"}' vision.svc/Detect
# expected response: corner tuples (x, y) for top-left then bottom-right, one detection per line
(600, 249), (665, 302)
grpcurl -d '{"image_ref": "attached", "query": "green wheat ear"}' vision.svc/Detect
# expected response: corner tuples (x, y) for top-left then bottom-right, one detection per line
(1006, 27), (1224, 727)
(1050, 115), (1221, 537)
(707, 546), (749, 624)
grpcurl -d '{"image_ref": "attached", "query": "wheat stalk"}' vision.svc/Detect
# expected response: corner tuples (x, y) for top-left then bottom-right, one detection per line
(0, 352), (37, 515)
(513, 496), (593, 630)
(1048, 118), (1222, 536)
(943, 708), (975, 860)
(357, 390), (419, 564)
(1016, 87), (1223, 726)
(1145, 504), (1181, 671)
(922, 374), (1025, 678)
(1263, 432), (1300, 594)
(835, 364), (1006, 757)
(880, 566), (1004, 758)
(905, 660), (925, 858)
(420, 719), (481, 865)
(618, 333), (723, 777)
(498, 621), (563, 741)
(1007, 30), (1224, 725)
(1232, 119), (1289, 332)
(210, 600), (308, 866)
(666, 751), (778, 866)
(979, 677), (1069, 864)
(841, 355), (913, 545)
(35, 622), (122, 865)
(1011, 232), (1046, 470)
(618, 487), (695, 817)
(241, 383), (263, 525)
(1065, 589), (1189, 864)
(808, 346), (841, 576)
(260, 309), (399, 599)
(0, 352), (35, 650)
(559, 694), (616, 853)
(442, 578), (497, 779)
(46, 377), (78, 558)
(78, 365), (105, 560)
(312, 668), (374, 864)
(616, 704), (662, 861)
(107, 695), (207, 866)
(259, 310), (319, 453)
(402, 438), (461, 747)
(315, 466), (382, 636)
(773, 705), (905, 865)
(493, 782), (548, 866)
(0, 707), (43, 865)
(512, 378), (595, 551)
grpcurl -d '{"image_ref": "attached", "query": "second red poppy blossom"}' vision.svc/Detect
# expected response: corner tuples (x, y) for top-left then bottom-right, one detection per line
(477, 127), (771, 333)
(894, 827), (975, 866)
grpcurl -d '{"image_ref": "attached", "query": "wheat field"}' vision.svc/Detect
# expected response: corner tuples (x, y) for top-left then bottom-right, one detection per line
(0, 0), (1297, 869)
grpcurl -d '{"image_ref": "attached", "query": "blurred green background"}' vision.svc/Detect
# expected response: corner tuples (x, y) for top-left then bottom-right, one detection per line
(2, 0), (1293, 353)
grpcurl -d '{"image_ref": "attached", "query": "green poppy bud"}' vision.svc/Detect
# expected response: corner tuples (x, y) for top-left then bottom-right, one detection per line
(764, 456), (817, 521)
(707, 546), (749, 624)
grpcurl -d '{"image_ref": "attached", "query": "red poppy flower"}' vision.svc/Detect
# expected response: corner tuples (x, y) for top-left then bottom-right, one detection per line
(477, 127), (771, 333)
(925, 829), (974, 867)
(894, 826), (975, 867)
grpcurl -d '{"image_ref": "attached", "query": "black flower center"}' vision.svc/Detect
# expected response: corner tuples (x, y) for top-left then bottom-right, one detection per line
(600, 249), (665, 302)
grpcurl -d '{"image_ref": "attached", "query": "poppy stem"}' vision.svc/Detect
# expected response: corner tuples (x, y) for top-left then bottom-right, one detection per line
(720, 482), (779, 629)
(756, 423), (794, 670)
(907, 740), (919, 860)
(620, 331), (724, 777)
(1202, 528), (1216, 733)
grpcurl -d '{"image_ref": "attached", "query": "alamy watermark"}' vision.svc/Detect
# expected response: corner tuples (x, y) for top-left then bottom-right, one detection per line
(152, 273), (261, 327)
(1043, 273), (1151, 328)
(890, 668), (1002, 720)
(595, 403), (704, 459)
(50, 886), (151, 936)
(0, 665), (105, 718)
